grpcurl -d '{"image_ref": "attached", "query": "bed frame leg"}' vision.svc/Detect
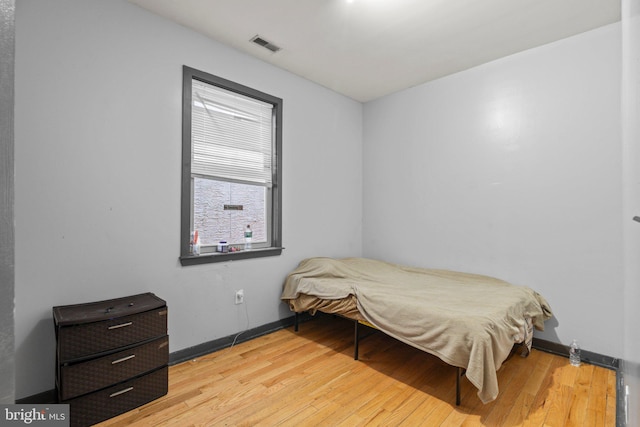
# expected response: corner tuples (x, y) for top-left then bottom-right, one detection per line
(354, 320), (359, 360)
(456, 367), (462, 406)
(294, 312), (299, 332)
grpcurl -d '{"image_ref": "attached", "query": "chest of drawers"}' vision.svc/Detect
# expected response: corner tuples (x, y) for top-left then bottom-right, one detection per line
(53, 293), (168, 427)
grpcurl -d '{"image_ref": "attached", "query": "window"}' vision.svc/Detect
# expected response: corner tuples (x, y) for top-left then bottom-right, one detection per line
(181, 66), (282, 265)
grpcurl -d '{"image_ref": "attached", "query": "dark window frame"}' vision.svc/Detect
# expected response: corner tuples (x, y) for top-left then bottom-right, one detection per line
(180, 66), (282, 266)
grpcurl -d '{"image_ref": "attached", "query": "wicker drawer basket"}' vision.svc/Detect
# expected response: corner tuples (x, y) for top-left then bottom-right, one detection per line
(56, 306), (167, 362)
(59, 335), (169, 401)
(66, 366), (168, 427)
(54, 293), (168, 427)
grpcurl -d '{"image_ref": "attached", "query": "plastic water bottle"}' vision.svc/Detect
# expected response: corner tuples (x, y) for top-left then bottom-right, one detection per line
(244, 225), (252, 250)
(569, 339), (581, 366)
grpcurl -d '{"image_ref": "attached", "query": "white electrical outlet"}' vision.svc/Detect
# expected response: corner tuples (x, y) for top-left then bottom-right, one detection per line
(235, 289), (244, 305)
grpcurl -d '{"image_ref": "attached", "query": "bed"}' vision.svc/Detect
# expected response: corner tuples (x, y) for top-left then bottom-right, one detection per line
(281, 257), (553, 404)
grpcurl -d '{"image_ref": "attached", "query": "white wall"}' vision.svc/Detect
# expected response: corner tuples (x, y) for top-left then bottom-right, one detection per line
(363, 24), (624, 358)
(14, 0), (362, 398)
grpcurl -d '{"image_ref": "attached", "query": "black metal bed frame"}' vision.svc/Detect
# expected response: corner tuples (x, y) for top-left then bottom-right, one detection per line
(294, 312), (466, 406)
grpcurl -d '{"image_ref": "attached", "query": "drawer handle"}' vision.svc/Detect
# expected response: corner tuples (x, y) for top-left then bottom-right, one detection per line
(111, 354), (135, 365)
(108, 322), (133, 330)
(109, 387), (134, 398)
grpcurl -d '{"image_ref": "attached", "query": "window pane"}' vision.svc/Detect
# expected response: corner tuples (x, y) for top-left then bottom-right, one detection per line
(193, 177), (266, 246)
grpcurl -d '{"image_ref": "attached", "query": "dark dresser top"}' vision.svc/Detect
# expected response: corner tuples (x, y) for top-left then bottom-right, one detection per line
(53, 293), (166, 326)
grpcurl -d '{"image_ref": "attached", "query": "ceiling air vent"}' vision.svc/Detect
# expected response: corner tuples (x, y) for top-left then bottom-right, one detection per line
(250, 35), (281, 53)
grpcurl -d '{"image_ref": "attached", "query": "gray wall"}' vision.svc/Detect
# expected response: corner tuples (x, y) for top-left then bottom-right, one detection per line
(0, 0), (15, 405)
(14, 0), (362, 399)
(363, 23), (624, 359)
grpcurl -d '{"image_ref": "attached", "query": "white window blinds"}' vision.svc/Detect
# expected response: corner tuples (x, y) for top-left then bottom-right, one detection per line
(191, 79), (274, 186)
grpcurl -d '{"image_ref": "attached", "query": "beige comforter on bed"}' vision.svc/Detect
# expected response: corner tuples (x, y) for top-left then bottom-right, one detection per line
(281, 257), (553, 404)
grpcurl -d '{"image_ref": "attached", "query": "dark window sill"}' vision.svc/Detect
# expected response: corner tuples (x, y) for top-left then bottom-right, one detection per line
(180, 247), (283, 266)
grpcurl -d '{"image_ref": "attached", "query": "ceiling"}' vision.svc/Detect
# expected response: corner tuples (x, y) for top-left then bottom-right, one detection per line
(127, 0), (620, 102)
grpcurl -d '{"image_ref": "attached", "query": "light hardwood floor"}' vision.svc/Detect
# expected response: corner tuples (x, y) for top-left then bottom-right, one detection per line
(97, 315), (617, 426)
